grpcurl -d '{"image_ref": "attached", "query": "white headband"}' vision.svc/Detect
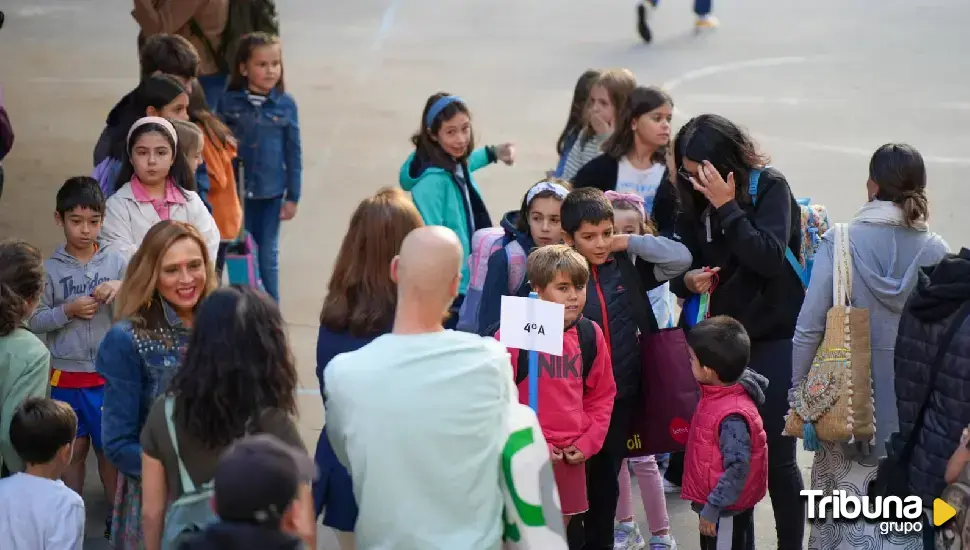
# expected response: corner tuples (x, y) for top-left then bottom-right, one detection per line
(127, 116), (178, 148)
(525, 181), (569, 204)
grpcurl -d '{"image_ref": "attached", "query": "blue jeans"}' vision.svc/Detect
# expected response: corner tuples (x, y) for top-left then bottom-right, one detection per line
(649, 0), (712, 16)
(245, 196), (283, 302)
(197, 72), (229, 111)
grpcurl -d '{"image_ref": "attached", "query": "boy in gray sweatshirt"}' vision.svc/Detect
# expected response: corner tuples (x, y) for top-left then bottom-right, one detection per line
(27, 176), (126, 536)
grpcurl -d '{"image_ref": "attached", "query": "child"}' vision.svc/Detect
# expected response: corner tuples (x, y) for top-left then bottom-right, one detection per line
(495, 244), (616, 529)
(0, 397), (84, 548)
(398, 92), (515, 328)
(172, 118), (205, 173)
(606, 191), (676, 550)
(553, 70), (601, 178)
(93, 74), (192, 197)
(26, 177), (125, 515)
(101, 116), (220, 261)
(561, 69), (637, 181)
(559, 188), (690, 550)
(684, 316), (768, 550)
(218, 32), (301, 302)
(636, 0), (719, 44)
(94, 34), (200, 167)
(187, 79), (242, 275)
(0, 240), (50, 477)
(477, 179), (570, 334)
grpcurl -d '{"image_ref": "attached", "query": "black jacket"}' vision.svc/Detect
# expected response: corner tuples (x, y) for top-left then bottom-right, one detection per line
(892, 248), (970, 502)
(476, 210), (536, 334)
(179, 522), (303, 550)
(571, 154), (679, 236)
(669, 167), (804, 341)
(93, 90), (136, 167)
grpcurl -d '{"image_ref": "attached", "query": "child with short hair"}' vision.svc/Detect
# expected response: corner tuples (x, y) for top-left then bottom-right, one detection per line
(495, 244), (616, 528)
(684, 316), (768, 550)
(0, 396), (85, 549)
(27, 177), (126, 527)
(559, 187), (690, 550)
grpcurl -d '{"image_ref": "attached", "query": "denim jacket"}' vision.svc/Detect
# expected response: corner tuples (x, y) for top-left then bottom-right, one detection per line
(96, 301), (189, 478)
(218, 88), (302, 202)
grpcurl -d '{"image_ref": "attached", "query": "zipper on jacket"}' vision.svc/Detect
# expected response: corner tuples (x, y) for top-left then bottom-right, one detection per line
(591, 266), (612, 350)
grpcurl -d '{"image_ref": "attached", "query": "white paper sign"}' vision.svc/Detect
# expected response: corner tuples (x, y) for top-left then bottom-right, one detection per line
(499, 296), (565, 356)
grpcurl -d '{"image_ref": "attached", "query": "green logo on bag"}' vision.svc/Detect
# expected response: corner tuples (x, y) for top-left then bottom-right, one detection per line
(502, 427), (545, 528)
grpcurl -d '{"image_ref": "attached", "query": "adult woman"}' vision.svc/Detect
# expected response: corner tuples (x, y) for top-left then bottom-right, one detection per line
(140, 285), (312, 550)
(669, 114), (805, 549)
(314, 188), (424, 549)
(98, 220), (216, 548)
(794, 144), (948, 549)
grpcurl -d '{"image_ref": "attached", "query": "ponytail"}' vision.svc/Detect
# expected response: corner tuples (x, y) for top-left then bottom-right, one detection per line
(0, 240), (45, 337)
(899, 190), (929, 228)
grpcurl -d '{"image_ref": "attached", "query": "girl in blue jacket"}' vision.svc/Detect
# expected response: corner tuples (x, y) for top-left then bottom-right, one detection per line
(398, 93), (514, 328)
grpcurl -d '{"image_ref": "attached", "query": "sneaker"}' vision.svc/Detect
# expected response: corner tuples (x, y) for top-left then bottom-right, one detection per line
(614, 521), (647, 550)
(636, 1), (652, 43)
(649, 534), (677, 550)
(662, 479), (681, 494)
(695, 15), (720, 31)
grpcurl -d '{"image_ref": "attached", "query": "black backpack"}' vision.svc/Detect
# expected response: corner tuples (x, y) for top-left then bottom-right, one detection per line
(190, 0), (281, 74)
(514, 317), (598, 386)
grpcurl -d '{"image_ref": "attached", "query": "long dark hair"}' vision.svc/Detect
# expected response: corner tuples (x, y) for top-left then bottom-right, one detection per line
(602, 86), (673, 161)
(187, 77), (233, 146)
(109, 75), (187, 161)
(0, 240), (44, 337)
(170, 286), (297, 448)
(868, 143), (930, 227)
(675, 114), (769, 214)
(114, 121), (196, 194)
(410, 92), (475, 169)
(556, 70), (601, 156)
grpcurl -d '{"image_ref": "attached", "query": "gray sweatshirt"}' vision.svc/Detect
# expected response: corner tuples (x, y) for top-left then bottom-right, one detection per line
(28, 244), (127, 374)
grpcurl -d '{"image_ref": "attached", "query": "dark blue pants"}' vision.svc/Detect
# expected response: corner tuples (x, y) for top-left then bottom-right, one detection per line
(649, 0), (712, 16)
(245, 196), (283, 302)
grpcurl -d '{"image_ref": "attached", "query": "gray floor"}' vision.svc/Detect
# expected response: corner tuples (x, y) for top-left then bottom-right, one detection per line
(2, 0), (968, 548)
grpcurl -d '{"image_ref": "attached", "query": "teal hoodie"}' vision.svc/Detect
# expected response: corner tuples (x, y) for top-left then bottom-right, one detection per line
(399, 147), (495, 294)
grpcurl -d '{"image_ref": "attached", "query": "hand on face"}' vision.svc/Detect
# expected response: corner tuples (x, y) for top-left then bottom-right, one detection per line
(689, 160), (736, 208)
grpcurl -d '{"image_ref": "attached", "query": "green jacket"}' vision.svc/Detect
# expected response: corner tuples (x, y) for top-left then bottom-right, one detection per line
(399, 147), (496, 294)
(0, 328), (50, 474)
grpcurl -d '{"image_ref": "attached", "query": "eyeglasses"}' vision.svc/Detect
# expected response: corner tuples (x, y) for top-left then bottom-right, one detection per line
(678, 166), (696, 182)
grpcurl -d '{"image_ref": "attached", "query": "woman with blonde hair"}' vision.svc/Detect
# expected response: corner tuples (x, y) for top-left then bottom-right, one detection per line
(97, 220), (217, 548)
(313, 187), (424, 549)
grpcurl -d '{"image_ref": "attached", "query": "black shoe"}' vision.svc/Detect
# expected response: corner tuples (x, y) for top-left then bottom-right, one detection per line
(104, 516), (112, 539)
(637, 2), (652, 43)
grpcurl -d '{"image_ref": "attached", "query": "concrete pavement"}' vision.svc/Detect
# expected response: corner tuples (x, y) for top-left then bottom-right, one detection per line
(1, 0), (968, 548)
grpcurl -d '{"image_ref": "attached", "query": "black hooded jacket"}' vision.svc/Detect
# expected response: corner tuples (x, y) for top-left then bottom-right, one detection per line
(93, 91), (136, 167)
(178, 522), (303, 550)
(891, 248), (970, 502)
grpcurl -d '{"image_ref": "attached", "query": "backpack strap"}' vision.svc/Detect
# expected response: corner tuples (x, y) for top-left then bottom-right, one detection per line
(513, 317), (598, 386)
(748, 167), (806, 284)
(515, 349), (529, 387)
(164, 396), (197, 495)
(615, 253), (660, 335)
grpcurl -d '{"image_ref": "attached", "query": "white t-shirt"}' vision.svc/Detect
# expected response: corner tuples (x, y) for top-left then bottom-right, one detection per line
(615, 157), (666, 216)
(0, 473), (85, 549)
(325, 330), (514, 550)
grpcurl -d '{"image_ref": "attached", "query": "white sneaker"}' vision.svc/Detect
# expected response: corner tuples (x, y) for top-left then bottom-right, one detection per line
(662, 479), (681, 494)
(614, 521), (647, 550)
(649, 534), (677, 550)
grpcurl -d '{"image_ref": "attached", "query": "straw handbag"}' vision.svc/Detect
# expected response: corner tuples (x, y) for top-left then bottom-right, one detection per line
(784, 223), (875, 449)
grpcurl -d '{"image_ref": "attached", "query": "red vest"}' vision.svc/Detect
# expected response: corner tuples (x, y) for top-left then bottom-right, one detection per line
(681, 383), (768, 511)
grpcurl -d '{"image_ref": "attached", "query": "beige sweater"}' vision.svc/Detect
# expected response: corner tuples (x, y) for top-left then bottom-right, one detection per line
(133, 0), (229, 76)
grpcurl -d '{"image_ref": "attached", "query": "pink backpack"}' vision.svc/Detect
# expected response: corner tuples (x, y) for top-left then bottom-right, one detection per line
(456, 227), (527, 333)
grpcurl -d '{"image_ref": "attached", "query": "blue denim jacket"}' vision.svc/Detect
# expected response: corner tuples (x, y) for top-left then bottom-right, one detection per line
(96, 301), (189, 477)
(218, 88), (302, 202)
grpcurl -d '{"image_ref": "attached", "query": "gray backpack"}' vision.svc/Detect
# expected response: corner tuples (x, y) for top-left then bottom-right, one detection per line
(161, 396), (219, 549)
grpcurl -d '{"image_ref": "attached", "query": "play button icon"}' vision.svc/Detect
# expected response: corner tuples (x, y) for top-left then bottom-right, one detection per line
(935, 498), (957, 527)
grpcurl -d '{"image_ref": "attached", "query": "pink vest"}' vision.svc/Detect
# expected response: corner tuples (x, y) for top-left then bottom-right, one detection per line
(681, 383), (768, 511)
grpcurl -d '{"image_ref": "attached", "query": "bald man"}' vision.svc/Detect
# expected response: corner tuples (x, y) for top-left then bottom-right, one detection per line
(324, 226), (514, 550)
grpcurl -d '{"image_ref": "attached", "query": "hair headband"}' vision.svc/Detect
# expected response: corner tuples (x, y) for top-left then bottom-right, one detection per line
(525, 181), (569, 205)
(425, 95), (463, 128)
(605, 190), (646, 218)
(127, 116), (178, 148)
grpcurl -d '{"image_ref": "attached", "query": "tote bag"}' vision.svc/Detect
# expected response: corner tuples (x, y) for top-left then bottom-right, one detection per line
(617, 255), (700, 457)
(784, 223), (874, 448)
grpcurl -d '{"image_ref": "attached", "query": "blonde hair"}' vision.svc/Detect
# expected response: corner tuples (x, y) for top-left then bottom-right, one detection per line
(584, 68), (637, 141)
(171, 119), (204, 158)
(527, 244), (590, 290)
(115, 221), (217, 325)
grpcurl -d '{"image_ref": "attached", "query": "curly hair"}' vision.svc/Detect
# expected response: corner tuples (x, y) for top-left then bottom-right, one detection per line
(0, 240), (45, 337)
(169, 285), (297, 448)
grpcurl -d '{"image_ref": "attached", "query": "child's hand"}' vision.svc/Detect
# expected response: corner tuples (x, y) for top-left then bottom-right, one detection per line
(691, 161), (736, 208)
(610, 234), (630, 252)
(562, 445), (585, 465)
(699, 517), (717, 537)
(66, 296), (100, 320)
(685, 267), (720, 294)
(961, 426), (970, 449)
(92, 280), (122, 304)
(280, 201), (298, 221)
(550, 447), (564, 462)
(590, 112), (612, 136)
(495, 143), (516, 166)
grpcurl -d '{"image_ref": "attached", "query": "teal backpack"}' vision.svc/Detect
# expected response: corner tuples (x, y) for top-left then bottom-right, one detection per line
(161, 396), (219, 549)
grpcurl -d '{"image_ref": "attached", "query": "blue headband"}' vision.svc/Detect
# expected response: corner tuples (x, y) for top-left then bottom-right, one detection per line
(425, 95), (463, 128)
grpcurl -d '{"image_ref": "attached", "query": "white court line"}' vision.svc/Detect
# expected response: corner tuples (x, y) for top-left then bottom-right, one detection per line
(662, 56), (970, 166)
(15, 6), (84, 18)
